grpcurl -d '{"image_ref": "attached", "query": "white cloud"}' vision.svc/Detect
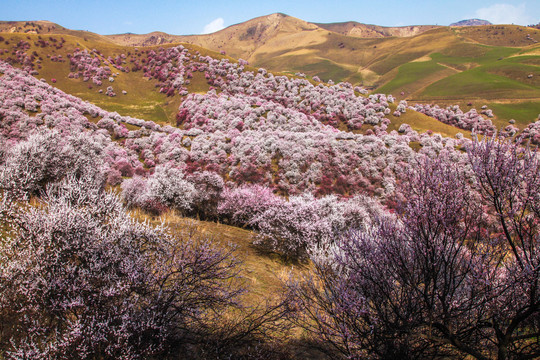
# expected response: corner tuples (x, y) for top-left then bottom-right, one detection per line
(475, 3), (533, 25)
(202, 18), (225, 34)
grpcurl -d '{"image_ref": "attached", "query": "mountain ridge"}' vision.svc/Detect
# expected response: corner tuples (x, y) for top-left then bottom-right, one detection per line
(314, 21), (440, 38)
(1, 15), (539, 126)
(450, 19), (492, 26)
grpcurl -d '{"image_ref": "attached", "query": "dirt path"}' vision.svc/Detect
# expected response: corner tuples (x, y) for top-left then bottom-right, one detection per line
(407, 97), (540, 104)
(436, 62), (465, 73)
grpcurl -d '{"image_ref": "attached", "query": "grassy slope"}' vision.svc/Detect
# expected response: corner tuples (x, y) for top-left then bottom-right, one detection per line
(141, 211), (304, 302)
(0, 32), (240, 124)
(453, 25), (540, 47)
(388, 108), (472, 139)
(0, 32), (169, 124)
(105, 15), (540, 125)
(413, 46), (540, 126)
(376, 60), (450, 95)
(419, 67), (537, 99)
(0, 20), (117, 44)
(488, 102), (540, 127)
(0, 30), (475, 138)
(4, 26), (536, 135)
(14, 18), (537, 126)
(174, 20), (540, 124)
(248, 25), (539, 106)
(418, 48), (539, 99)
(132, 210), (326, 358)
(246, 27), (456, 85)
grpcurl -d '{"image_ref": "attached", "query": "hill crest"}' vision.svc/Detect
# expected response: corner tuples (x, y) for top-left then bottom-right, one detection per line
(2, 16), (539, 127)
(314, 21), (440, 38)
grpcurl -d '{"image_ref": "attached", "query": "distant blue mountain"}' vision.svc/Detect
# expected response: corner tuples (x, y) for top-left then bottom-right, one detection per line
(450, 19), (492, 26)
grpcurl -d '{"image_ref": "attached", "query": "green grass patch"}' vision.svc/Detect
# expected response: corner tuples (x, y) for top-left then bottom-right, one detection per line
(369, 52), (427, 75)
(345, 72), (363, 86)
(436, 42), (488, 58)
(484, 63), (540, 86)
(419, 66), (539, 100)
(488, 102), (540, 128)
(388, 108), (471, 139)
(294, 59), (354, 82)
(508, 55), (540, 67)
(431, 46), (519, 67)
(376, 61), (446, 95)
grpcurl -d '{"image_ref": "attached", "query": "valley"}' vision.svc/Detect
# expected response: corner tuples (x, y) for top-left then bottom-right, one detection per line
(0, 11), (539, 359)
(3, 15), (538, 126)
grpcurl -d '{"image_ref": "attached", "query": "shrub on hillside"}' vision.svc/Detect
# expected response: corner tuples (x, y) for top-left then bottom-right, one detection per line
(252, 194), (385, 259)
(185, 171), (225, 219)
(290, 136), (540, 359)
(0, 130), (106, 198)
(412, 103), (496, 135)
(0, 176), (242, 358)
(0, 176), (292, 359)
(217, 184), (282, 227)
(121, 164), (196, 215)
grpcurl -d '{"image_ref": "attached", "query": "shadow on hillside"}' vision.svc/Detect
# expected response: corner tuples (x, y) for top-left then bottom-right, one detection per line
(249, 242), (312, 268)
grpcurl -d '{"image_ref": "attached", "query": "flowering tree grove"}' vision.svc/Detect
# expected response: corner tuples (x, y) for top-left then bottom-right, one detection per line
(0, 175), (293, 359)
(2, 30), (540, 358)
(289, 136), (540, 359)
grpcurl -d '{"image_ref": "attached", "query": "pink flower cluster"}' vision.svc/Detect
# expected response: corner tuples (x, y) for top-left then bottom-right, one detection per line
(0, 58), (473, 258)
(411, 103), (496, 135)
(67, 48), (112, 85)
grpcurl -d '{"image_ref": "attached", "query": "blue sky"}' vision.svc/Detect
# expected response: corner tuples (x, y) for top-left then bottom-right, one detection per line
(1, 0), (538, 35)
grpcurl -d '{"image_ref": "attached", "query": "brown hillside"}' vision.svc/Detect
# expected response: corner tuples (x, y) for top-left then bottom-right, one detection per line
(175, 13), (323, 60)
(107, 31), (176, 47)
(0, 20), (115, 44)
(103, 15), (539, 87)
(2, 16), (539, 125)
(0, 20), (61, 34)
(454, 25), (540, 46)
(314, 21), (440, 38)
(109, 13), (324, 61)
